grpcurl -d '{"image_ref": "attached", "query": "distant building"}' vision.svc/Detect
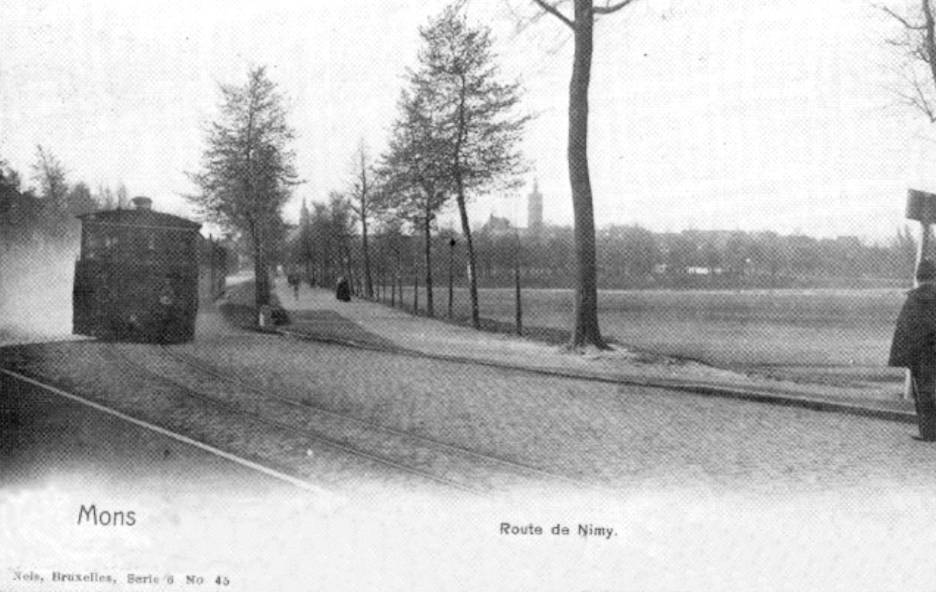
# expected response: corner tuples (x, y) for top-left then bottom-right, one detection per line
(480, 213), (514, 237)
(527, 179), (543, 235)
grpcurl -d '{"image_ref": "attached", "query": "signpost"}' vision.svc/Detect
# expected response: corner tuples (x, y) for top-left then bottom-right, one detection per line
(906, 189), (936, 275)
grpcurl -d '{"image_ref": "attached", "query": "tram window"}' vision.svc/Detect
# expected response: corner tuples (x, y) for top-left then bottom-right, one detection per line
(104, 233), (121, 251)
(85, 237), (101, 259)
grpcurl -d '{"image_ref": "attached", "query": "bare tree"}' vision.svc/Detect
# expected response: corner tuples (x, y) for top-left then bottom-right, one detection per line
(309, 202), (334, 285)
(31, 145), (71, 237)
(116, 182), (130, 209)
(381, 88), (452, 317)
(528, 0), (639, 349)
(882, 1), (936, 122)
(348, 141), (376, 298)
(96, 184), (115, 210)
(327, 191), (357, 288)
(188, 66), (298, 309)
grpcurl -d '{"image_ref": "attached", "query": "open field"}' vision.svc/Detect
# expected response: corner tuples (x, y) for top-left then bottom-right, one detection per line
(384, 285), (908, 389)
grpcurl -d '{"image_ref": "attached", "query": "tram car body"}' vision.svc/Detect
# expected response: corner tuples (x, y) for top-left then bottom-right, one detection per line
(72, 196), (210, 343)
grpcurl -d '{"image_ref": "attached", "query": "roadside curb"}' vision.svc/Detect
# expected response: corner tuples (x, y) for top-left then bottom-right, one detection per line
(273, 326), (917, 426)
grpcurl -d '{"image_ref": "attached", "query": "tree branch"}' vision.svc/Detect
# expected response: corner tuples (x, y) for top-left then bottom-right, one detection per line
(912, 72), (936, 122)
(878, 4), (927, 30)
(593, 0), (638, 15)
(531, 0), (574, 29)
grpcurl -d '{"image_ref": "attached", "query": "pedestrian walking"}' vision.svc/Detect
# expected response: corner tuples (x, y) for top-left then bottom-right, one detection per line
(890, 259), (936, 441)
(287, 272), (300, 300)
(335, 275), (351, 302)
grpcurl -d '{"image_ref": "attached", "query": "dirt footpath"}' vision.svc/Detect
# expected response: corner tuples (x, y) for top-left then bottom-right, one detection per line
(274, 280), (915, 408)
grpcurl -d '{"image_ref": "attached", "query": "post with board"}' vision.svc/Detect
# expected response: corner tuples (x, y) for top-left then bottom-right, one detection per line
(906, 189), (936, 280)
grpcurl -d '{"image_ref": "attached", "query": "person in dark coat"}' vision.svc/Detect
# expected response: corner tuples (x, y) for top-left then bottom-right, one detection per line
(287, 272), (300, 300)
(890, 259), (936, 441)
(155, 277), (177, 343)
(335, 275), (351, 302)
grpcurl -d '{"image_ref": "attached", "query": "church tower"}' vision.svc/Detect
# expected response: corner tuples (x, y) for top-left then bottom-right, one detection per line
(299, 197), (310, 229)
(527, 179), (543, 234)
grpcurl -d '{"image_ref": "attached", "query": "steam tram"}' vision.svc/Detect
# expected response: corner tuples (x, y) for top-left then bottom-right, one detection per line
(72, 197), (226, 343)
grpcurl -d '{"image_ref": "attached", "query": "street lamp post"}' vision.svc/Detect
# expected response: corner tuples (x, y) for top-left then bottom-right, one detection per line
(514, 228), (523, 336)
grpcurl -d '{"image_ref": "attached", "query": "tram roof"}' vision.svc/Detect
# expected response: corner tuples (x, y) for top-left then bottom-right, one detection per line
(78, 207), (202, 232)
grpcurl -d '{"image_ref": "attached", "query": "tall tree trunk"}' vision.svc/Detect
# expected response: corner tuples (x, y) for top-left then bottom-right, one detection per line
(362, 216), (373, 298)
(514, 261), (523, 336)
(452, 73), (481, 329)
(923, 0), (936, 98)
(448, 238), (455, 319)
(423, 213), (435, 317)
(344, 241), (355, 295)
(251, 223), (270, 309)
(393, 248), (400, 307)
(454, 189), (480, 329)
(320, 241), (330, 287)
(567, 0), (607, 349)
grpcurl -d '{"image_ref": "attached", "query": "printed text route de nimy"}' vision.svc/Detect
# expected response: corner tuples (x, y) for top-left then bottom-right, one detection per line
(499, 522), (616, 539)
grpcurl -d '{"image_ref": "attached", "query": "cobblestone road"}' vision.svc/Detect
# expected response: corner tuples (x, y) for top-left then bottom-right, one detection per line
(5, 313), (934, 499)
(187, 332), (936, 496)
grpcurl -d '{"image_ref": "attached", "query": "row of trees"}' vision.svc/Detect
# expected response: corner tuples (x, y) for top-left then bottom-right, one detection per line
(1, 147), (126, 248)
(294, 214), (918, 295)
(185, 1), (696, 349)
(500, 226), (915, 288)
(189, 0), (936, 349)
(293, 193), (357, 290)
(346, 2), (528, 326)
(189, 4), (530, 332)
(361, 0), (635, 346)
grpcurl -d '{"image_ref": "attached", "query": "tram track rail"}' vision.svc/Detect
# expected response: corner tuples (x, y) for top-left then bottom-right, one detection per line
(101, 344), (492, 495)
(156, 345), (604, 494)
(1, 338), (616, 496)
(0, 365), (336, 498)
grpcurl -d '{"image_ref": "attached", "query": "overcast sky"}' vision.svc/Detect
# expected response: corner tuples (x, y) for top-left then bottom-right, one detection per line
(1, 0), (932, 241)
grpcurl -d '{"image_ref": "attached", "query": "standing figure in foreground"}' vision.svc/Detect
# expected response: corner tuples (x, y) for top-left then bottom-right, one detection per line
(890, 259), (936, 441)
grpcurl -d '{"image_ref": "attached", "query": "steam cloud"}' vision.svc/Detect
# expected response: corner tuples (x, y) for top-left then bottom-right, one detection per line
(0, 239), (81, 346)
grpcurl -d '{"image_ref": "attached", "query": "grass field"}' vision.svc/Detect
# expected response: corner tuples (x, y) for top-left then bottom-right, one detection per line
(382, 285), (909, 389)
